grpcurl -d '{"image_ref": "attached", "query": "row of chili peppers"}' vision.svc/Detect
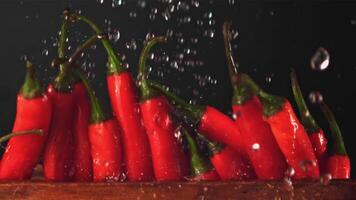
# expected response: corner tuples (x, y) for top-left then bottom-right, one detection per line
(0, 12), (350, 182)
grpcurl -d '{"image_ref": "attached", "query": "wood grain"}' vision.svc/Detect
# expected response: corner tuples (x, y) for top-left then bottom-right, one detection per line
(0, 181), (354, 200)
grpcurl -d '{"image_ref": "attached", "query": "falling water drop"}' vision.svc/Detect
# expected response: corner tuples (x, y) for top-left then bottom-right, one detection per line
(310, 47), (330, 71)
(309, 91), (323, 104)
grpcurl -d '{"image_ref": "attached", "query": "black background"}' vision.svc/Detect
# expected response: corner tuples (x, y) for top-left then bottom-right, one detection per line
(0, 0), (355, 177)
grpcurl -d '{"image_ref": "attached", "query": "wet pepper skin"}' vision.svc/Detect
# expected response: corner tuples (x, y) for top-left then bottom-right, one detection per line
(107, 72), (153, 181)
(140, 96), (184, 181)
(233, 96), (287, 180)
(0, 95), (52, 180)
(327, 155), (350, 179)
(210, 146), (255, 180)
(89, 118), (123, 182)
(198, 106), (247, 158)
(43, 85), (75, 181)
(72, 83), (93, 181)
(309, 130), (328, 173)
(266, 101), (319, 179)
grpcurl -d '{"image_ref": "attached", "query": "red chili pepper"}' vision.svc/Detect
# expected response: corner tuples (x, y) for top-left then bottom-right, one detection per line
(137, 36), (186, 181)
(319, 100), (350, 179)
(222, 22), (287, 180)
(250, 79), (319, 179)
(44, 81), (75, 181)
(72, 82), (92, 181)
(43, 15), (78, 181)
(0, 62), (52, 180)
(291, 69), (328, 174)
(181, 127), (219, 181)
(71, 14), (153, 181)
(74, 69), (123, 182)
(197, 134), (255, 180)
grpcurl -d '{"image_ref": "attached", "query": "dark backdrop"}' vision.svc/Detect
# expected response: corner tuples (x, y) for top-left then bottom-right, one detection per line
(0, 0), (355, 177)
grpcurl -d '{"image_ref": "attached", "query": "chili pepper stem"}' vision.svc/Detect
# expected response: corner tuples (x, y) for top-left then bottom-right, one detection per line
(319, 101), (347, 155)
(73, 69), (106, 123)
(70, 13), (124, 75)
(20, 61), (42, 99)
(291, 69), (320, 133)
(222, 21), (259, 105)
(182, 128), (211, 176)
(147, 80), (205, 121)
(222, 21), (238, 85)
(0, 129), (43, 143)
(137, 36), (167, 101)
(196, 133), (224, 157)
(68, 35), (101, 65)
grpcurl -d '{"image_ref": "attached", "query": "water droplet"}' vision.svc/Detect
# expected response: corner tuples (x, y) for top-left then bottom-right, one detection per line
(191, 0), (200, 7)
(228, 0), (237, 6)
(196, 20), (204, 26)
(284, 167), (295, 178)
(251, 143), (260, 152)
(310, 47), (330, 71)
(299, 160), (317, 172)
(129, 12), (137, 18)
(162, 11), (171, 21)
(125, 39), (137, 50)
(203, 29), (215, 38)
(146, 32), (155, 41)
(137, 0), (146, 8)
(208, 19), (216, 26)
(309, 91), (323, 104)
(111, 29), (120, 42)
(42, 49), (49, 56)
(149, 53), (155, 60)
(232, 29), (239, 39)
(98, 0), (104, 4)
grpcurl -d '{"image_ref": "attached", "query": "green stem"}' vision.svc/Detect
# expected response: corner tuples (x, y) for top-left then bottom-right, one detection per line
(138, 36), (167, 101)
(196, 133), (224, 157)
(58, 9), (70, 60)
(319, 101), (347, 155)
(68, 34), (100, 65)
(222, 21), (238, 86)
(72, 68), (107, 123)
(147, 80), (205, 122)
(181, 128), (211, 177)
(258, 90), (286, 117)
(290, 69), (320, 133)
(0, 129), (43, 143)
(70, 14), (125, 75)
(222, 21), (257, 105)
(20, 61), (43, 99)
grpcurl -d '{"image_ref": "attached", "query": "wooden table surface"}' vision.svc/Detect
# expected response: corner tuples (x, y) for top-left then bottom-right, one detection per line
(0, 180), (354, 200)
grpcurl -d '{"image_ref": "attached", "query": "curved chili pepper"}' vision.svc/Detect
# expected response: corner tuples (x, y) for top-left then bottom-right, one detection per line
(222, 21), (287, 180)
(319, 101), (350, 179)
(197, 134), (255, 180)
(245, 76), (319, 179)
(74, 69), (123, 182)
(43, 14), (77, 181)
(44, 72), (76, 181)
(137, 36), (186, 181)
(0, 62), (51, 180)
(291, 69), (328, 174)
(70, 14), (153, 181)
(72, 82), (92, 182)
(148, 80), (248, 159)
(182, 128), (219, 181)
